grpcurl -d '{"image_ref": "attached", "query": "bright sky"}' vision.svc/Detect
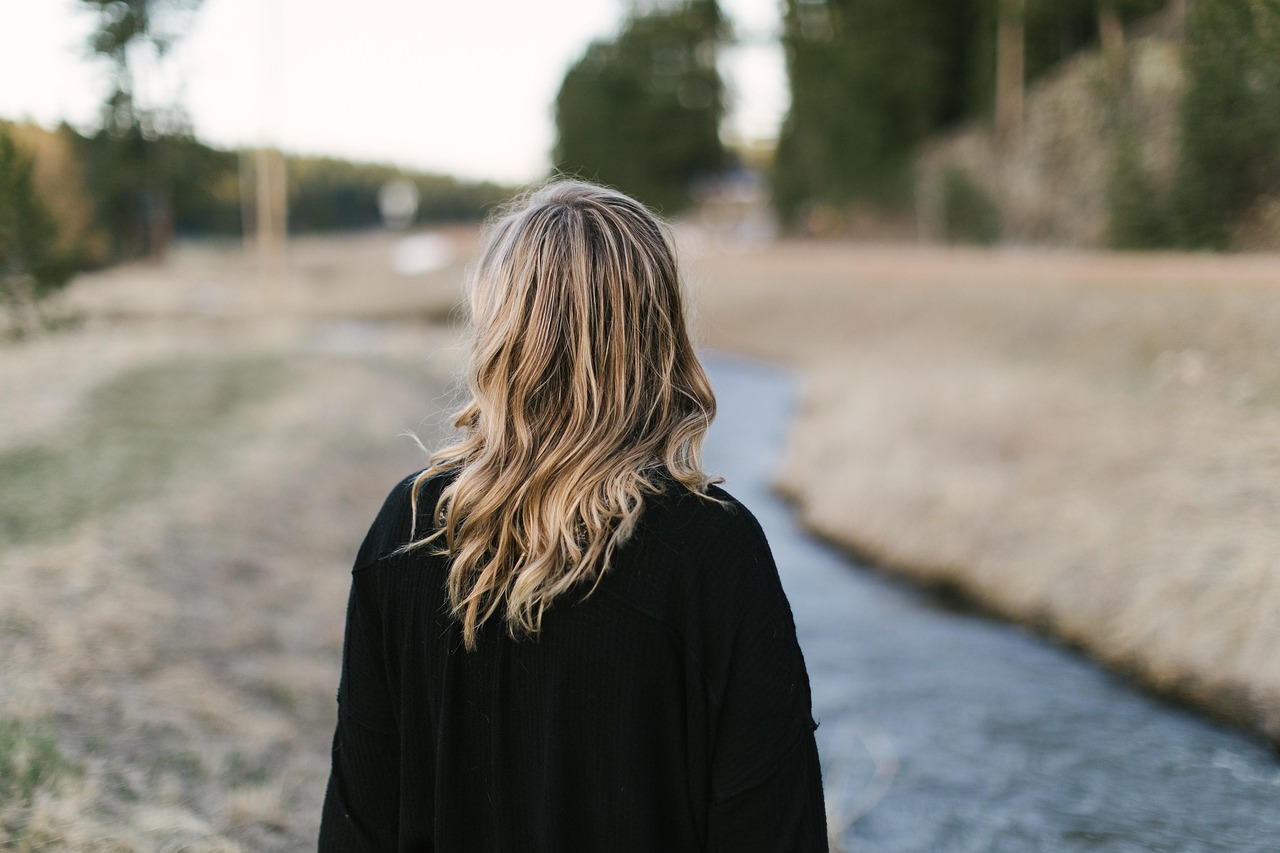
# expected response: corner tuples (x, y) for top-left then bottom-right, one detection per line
(1, 0), (787, 184)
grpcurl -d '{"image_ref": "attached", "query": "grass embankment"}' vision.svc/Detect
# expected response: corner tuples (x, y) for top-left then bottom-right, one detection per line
(689, 240), (1280, 743)
(0, 235), (467, 849)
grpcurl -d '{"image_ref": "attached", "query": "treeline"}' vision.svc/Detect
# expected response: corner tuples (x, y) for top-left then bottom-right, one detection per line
(0, 120), (511, 268)
(772, 0), (1163, 222)
(551, 0), (1164, 222)
(773, 0), (1280, 248)
(554, 0), (1280, 250)
(0, 119), (510, 333)
(285, 156), (509, 233)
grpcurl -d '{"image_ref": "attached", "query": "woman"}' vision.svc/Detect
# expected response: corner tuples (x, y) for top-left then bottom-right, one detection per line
(319, 180), (827, 851)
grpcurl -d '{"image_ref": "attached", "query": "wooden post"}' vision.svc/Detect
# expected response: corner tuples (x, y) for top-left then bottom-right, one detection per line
(254, 147), (288, 298)
(253, 0), (288, 303)
(238, 148), (255, 246)
(995, 0), (1025, 149)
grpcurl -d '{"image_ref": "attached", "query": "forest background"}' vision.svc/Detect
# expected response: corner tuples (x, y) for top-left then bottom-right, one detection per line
(8, 0), (1280, 322)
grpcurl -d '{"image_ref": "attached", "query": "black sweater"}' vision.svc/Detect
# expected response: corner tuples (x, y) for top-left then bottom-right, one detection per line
(319, 472), (828, 852)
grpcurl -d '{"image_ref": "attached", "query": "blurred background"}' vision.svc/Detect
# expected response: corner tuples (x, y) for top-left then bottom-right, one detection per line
(2, 0), (1280, 850)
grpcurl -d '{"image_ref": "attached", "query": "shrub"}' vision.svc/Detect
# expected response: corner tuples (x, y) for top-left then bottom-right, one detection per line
(1107, 127), (1170, 249)
(942, 167), (1002, 244)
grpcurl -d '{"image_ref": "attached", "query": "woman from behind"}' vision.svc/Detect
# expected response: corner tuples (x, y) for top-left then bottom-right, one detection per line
(319, 180), (827, 852)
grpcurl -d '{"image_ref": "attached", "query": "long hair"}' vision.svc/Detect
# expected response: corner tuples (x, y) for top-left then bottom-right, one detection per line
(408, 180), (718, 649)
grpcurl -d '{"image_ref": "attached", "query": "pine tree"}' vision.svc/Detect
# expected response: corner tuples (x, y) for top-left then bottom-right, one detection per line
(78, 0), (204, 259)
(0, 130), (74, 334)
(1171, 0), (1280, 248)
(554, 0), (728, 214)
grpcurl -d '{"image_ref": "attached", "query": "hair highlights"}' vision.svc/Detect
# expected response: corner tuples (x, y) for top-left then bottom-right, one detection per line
(408, 180), (718, 649)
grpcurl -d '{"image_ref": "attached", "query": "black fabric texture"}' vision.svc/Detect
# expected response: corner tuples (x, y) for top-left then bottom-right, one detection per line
(319, 471), (829, 852)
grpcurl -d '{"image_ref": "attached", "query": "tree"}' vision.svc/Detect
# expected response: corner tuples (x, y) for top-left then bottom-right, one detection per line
(773, 0), (978, 224)
(554, 0), (728, 214)
(78, 0), (204, 259)
(0, 130), (75, 334)
(1171, 0), (1280, 248)
(771, 0), (1166, 228)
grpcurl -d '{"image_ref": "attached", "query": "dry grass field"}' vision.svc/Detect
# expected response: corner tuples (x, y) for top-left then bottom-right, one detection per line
(0, 234), (471, 849)
(3, 229), (1279, 847)
(686, 239), (1280, 744)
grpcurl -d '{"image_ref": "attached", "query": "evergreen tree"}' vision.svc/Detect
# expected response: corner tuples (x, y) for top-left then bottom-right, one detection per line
(773, 0), (977, 224)
(554, 0), (728, 214)
(0, 130), (74, 333)
(1171, 0), (1280, 248)
(78, 0), (204, 259)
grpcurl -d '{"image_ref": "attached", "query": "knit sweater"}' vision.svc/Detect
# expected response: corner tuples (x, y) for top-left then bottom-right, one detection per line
(319, 471), (828, 852)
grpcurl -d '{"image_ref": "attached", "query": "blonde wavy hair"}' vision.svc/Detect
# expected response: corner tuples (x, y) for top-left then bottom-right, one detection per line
(409, 180), (718, 650)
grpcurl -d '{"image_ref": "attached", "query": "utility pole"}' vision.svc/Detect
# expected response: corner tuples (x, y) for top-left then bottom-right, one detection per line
(246, 0), (287, 301)
(254, 147), (287, 291)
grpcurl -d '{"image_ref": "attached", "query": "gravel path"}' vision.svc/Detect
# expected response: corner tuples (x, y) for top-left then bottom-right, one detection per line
(702, 352), (1280, 853)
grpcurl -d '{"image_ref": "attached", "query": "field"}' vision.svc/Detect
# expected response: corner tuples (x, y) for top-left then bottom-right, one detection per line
(2, 229), (1279, 847)
(0, 233), (471, 849)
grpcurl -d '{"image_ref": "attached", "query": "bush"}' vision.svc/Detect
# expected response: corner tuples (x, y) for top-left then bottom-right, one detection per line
(1107, 128), (1170, 249)
(942, 167), (1002, 244)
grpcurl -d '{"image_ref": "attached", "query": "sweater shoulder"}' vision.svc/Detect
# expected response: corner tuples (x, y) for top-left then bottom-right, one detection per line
(601, 482), (778, 641)
(640, 482), (771, 579)
(351, 468), (451, 572)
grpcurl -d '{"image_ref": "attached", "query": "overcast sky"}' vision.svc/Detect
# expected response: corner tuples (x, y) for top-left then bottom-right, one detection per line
(1, 0), (787, 183)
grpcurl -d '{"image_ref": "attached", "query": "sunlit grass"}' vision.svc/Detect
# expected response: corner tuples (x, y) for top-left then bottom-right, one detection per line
(0, 717), (68, 804)
(0, 357), (290, 544)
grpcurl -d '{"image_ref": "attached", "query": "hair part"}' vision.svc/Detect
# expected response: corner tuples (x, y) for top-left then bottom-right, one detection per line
(407, 179), (718, 649)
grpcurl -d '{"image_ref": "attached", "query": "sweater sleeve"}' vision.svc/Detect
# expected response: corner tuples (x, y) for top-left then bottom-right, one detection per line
(319, 479), (418, 851)
(705, 510), (829, 852)
(319, 567), (402, 851)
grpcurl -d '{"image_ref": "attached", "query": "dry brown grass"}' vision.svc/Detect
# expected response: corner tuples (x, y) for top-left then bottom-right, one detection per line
(686, 238), (1280, 743)
(7, 230), (1280, 846)
(1, 234), (469, 849)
